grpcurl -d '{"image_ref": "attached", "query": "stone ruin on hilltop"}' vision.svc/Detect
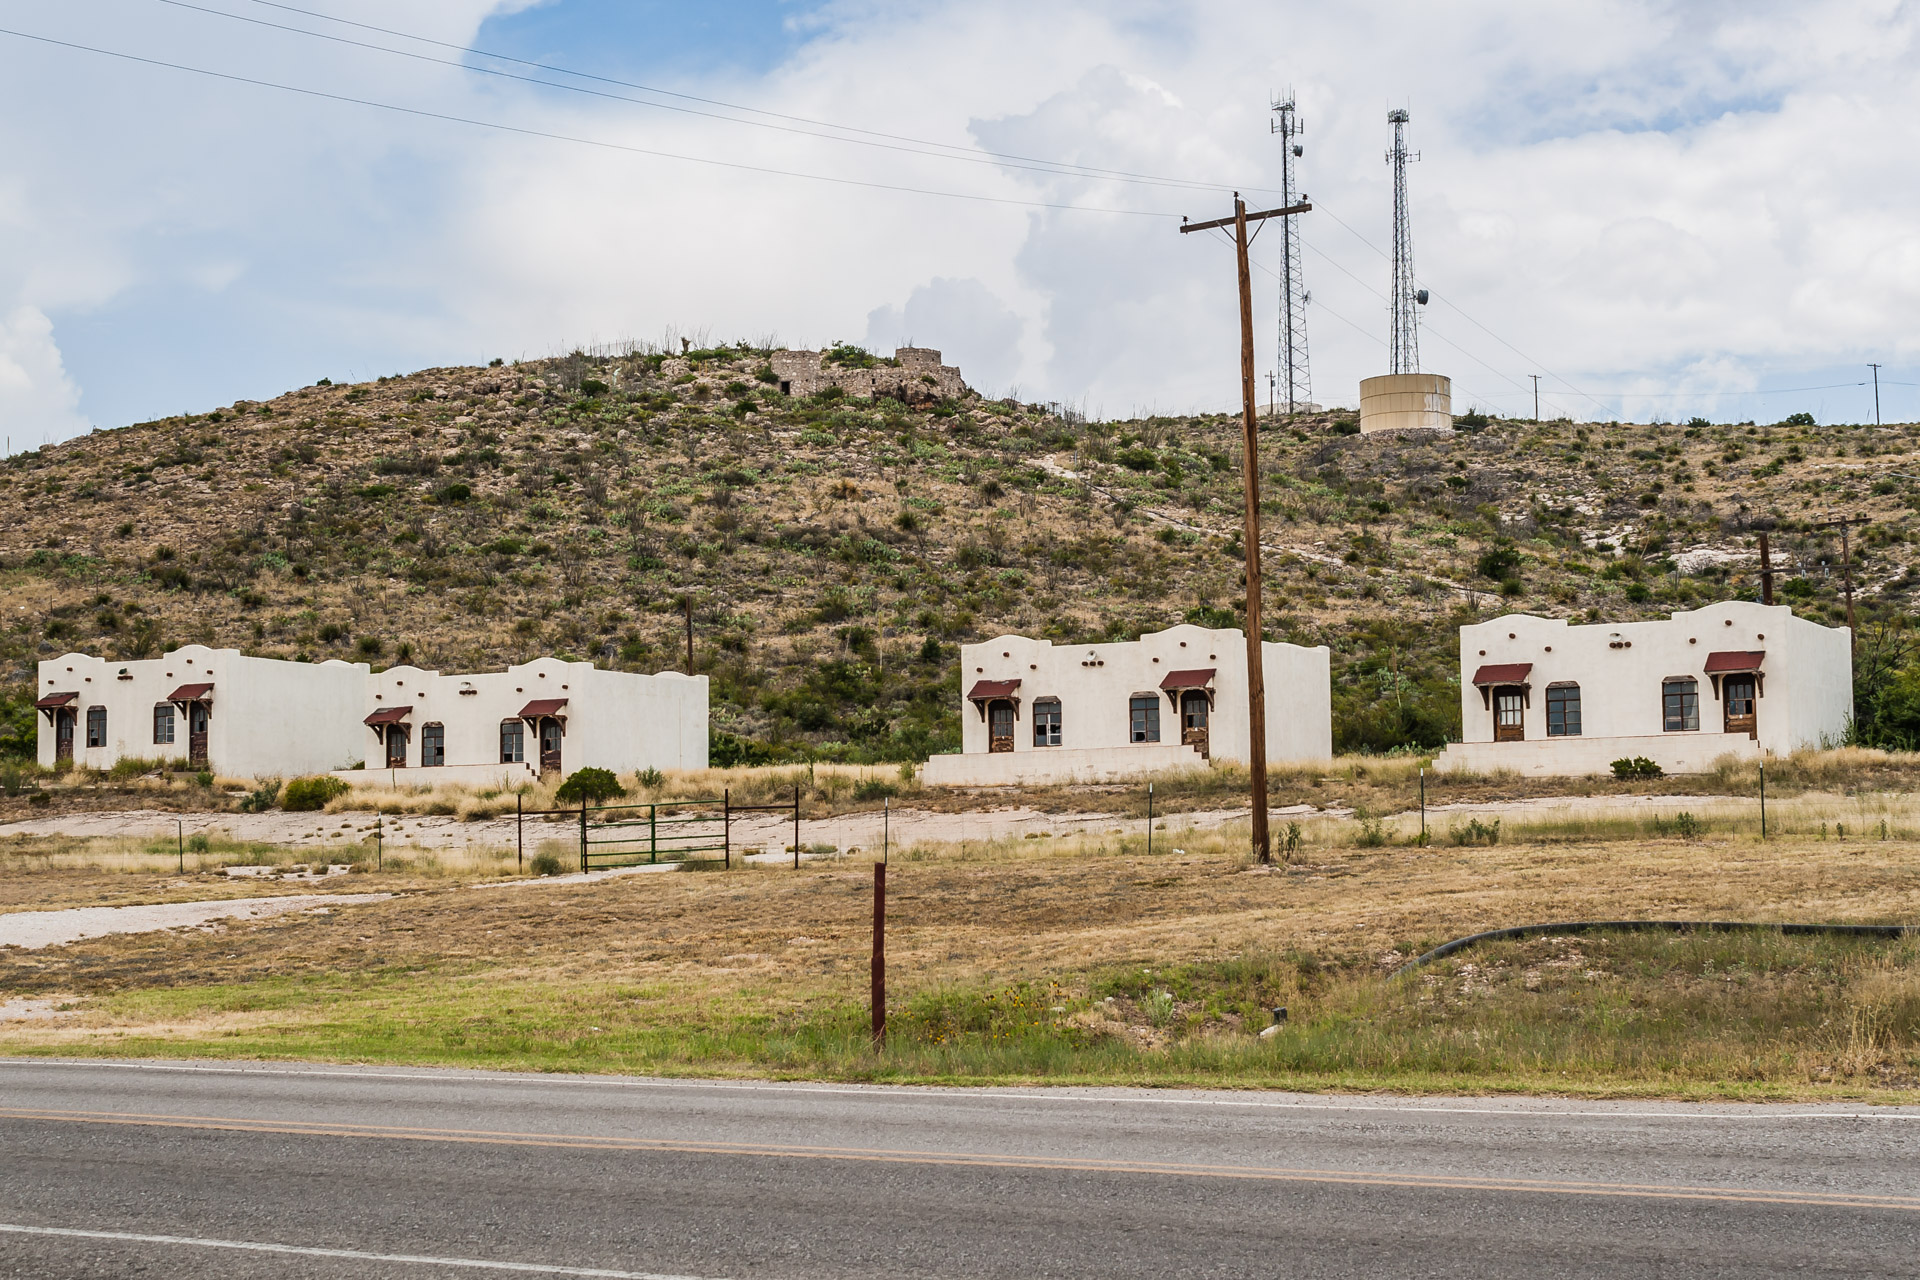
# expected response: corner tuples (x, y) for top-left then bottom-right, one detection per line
(766, 347), (968, 406)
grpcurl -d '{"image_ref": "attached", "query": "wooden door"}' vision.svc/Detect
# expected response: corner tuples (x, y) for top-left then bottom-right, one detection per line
(1180, 690), (1211, 757)
(988, 701), (1015, 753)
(1723, 675), (1757, 739)
(1493, 688), (1525, 742)
(539, 718), (563, 774)
(386, 726), (408, 768)
(54, 709), (74, 762)
(188, 703), (209, 765)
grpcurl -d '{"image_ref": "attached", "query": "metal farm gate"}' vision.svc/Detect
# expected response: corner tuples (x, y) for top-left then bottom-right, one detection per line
(517, 788), (802, 872)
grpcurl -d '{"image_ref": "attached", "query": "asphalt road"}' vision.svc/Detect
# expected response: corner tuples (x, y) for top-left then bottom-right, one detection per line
(0, 1060), (1916, 1278)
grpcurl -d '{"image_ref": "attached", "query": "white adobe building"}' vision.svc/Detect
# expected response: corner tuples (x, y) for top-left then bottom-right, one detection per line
(1431, 601), (1851, 777)
(922, 623), (1331, 786)
(35, 647), (367, 778)
(360, 657), (707, 786)
(36, 648), (708, 782)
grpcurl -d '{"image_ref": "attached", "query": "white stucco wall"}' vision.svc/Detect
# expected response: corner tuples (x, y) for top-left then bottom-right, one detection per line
(926, 624), (1331, 785)
(363, 658), (707, 776)
(37, 647), (370, 776)
(37, 650), (707, 781)
(1432, 601), (1851, 776)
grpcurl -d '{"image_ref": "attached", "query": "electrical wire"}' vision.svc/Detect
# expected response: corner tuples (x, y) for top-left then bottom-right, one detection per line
(215, 0), (1293, 199)
(0, 25), (1177, 218)
(157, 0), (1253, 196)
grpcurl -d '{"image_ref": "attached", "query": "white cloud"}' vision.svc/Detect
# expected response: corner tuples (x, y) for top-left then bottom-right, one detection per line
(3, 0), (1919, 432)
(0, 305), (88, 448)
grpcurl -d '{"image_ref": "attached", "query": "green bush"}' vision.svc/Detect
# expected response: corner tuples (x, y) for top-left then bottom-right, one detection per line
(529, 851), (564, 876)
(1610, 756), (1664, 779)
(1449, 817), (1501, 846)
(854, 779), (898, 802)
(283, 775), (352, 811)
(238, 779), (282, 813)
(555, 766), (626, 805)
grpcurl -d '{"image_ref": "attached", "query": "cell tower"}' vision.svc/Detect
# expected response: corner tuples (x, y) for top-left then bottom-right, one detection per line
(1386, 107), (1424, 374)
(1269, 92), (1310, 415)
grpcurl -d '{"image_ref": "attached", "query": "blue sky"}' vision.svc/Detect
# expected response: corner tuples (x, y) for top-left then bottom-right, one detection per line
(1, 0), (1917, 442)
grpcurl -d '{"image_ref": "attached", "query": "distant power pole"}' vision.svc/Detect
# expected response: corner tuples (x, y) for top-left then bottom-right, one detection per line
(1180, 191), (1312, 865)
(1530, 375), (1541, 423)
(1267, 371), (1276, 421)
(1270, 93), (1312, 415)
(1870, 363), (1882, 427)
(1811, 516), (1864, 654)
(1386, 108), (1424, 374)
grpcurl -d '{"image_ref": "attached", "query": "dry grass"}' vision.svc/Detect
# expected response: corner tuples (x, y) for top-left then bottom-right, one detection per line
(3, 816), (1918, 1095)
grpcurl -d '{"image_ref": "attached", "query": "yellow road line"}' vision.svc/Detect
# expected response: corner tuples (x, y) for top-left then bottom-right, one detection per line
(2, 1107), (1914, 1213)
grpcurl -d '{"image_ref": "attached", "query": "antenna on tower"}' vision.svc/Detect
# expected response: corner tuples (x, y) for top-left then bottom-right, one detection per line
(1269, 91), (1310, 416)
(1386, 106), (1423, 374)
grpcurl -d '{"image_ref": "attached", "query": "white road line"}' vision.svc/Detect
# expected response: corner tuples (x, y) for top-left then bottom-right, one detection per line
(5, 1058), (1918, 1121)
(0, 1222), (721, 1279)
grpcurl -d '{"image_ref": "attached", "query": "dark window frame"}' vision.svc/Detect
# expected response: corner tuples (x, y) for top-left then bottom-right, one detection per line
(1129, 694), (1161, 744)
(500, 719), (525, 764)
(1545, 683), (1581, 737)
(1663, 678), (1700, 732)
(1033, 698), (1062, 747)
(153, 703), (175, 745)
(422, 722), (446, 767)
(85, 705), (106, 748)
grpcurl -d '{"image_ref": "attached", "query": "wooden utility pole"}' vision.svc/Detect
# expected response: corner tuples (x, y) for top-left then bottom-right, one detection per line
(1811, 516), (1864, 656)
(1181, 193), (1311, 865)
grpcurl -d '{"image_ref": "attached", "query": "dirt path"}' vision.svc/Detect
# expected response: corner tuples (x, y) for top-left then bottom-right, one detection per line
(0, 792), (1750, 855)
(0, 893), (391, 951)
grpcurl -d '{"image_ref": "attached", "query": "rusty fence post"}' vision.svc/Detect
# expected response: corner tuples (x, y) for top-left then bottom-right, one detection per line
(871, 860), (887, 1050)
(793, 784), (800, 870)
(724, 787), (731, 869)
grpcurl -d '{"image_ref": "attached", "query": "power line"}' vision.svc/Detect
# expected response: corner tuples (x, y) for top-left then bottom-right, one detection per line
(0, 25), (1175, 217)
(157, 0), (1252, 196)
(210, 0), (1292, 199)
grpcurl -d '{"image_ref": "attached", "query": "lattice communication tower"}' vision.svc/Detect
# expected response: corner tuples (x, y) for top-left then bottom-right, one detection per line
(1386, 107), (1424, 374)
(1269, 92), (1310, 415)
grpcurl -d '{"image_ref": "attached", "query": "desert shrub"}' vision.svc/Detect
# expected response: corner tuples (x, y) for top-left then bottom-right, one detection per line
(529, 851), (564, 877)
(238, 779), (282, 813)
(637, 767), (665, 789)
(1611, 756), (1664, 779)
(1449, 817), (1501, 846)
(555, 766), (625, 805)
(283, 775), (352, 811)
(853, 779), (898, 802)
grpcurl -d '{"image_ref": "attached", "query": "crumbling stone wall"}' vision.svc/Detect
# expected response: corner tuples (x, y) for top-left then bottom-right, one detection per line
(768, 347), (968, 405)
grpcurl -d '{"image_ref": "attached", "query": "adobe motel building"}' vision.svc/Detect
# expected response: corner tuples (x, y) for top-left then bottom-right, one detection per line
(922, 624), (1332, 786)
(37, 647), (708, 783)
(1431, 602), (1852, 777)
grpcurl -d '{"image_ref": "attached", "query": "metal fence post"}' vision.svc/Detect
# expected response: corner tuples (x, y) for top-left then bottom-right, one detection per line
(793, 784), (800, 870)
(1146, 781), (1154, 856)
(650, 802), (658, 864)
(516, 793), (523, 873)
(177, 820), (183, 875)
(883, 795), (889, 864)
(1759, 761), (1767, 839)
(579, 797), (587, 872)
(724, 787), (731, 869)
(871, 861), (887, 1049)
(1420, 767), (1427, 845)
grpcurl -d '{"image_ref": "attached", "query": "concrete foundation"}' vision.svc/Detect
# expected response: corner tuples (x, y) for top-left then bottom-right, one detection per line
(1359, 373), (1453, 433)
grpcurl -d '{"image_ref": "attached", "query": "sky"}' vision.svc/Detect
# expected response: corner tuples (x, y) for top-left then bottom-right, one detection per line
(1, 0), (1918, 446)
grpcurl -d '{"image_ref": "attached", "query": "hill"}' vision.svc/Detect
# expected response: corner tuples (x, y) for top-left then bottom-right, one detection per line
(4, 342), (1917, 763)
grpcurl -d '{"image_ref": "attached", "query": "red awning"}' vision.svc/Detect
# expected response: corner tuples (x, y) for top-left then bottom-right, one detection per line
(167, 682), (213, 702)
(34, 691), (77, 710)
(1159, 667), (1216, 691)
(519, 698), (569, 718)
(1703, 650), (1765, 674)
(1471, 662), (1534, 686)
(966, 679), (1021, 701)
(363, 706), (413, 726)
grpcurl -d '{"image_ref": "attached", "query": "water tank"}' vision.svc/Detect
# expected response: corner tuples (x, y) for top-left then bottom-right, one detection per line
(1358, 373), (1453, 433)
